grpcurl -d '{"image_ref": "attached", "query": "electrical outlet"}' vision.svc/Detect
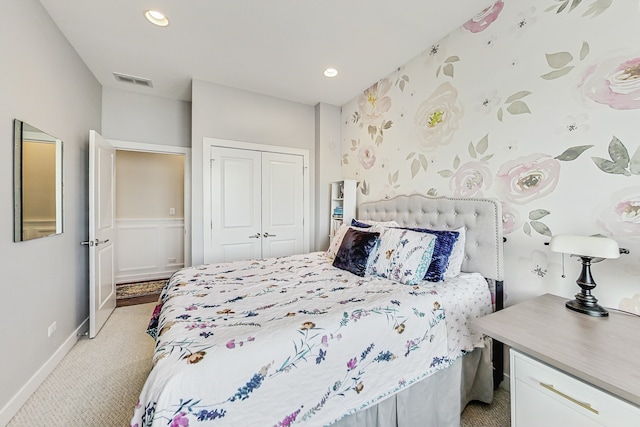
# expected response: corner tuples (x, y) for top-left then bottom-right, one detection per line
(169, 208), (176, 215)
(168, 257), (177, 263)
(47, 321), (57, 337)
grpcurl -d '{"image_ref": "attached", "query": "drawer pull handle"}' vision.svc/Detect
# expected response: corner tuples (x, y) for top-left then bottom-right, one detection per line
(539, 382), (599, 415)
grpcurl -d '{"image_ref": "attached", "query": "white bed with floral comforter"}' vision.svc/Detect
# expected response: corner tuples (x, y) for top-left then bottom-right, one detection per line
(131, 251), (492, 427)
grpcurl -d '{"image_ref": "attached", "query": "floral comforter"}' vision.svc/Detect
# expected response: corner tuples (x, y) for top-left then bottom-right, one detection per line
(131, 252), (491, 427)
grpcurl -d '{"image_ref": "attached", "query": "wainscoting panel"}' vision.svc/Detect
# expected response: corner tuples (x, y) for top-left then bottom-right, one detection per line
(116, 218), (184, 284)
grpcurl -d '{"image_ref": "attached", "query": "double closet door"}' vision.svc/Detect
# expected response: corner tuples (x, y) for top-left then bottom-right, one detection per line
(208, 146), (304, 263)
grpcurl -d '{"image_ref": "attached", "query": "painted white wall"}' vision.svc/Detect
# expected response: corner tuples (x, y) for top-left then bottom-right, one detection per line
(102, 87), (191, 148)
(116, 151), (185, 219)
(191, 79), (316, 264)
(314, 103), (343, 251)
(0, 0), (102, 422)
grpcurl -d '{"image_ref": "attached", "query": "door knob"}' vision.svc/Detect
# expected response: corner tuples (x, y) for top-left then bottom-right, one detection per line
(249, 233), (261, 238)
(263, 232), (276, 238)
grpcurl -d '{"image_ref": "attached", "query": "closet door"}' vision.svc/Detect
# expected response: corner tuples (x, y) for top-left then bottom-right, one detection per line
(261, 152), (304, 258)
(210, 147), (262, 262)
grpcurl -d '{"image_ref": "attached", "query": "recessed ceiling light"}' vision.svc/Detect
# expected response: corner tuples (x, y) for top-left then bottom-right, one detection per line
(145, 10), (169, 27)
(324, 68), (338, 78)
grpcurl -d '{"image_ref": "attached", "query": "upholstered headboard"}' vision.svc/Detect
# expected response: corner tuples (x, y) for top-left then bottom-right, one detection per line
(358, 195), (504, 281)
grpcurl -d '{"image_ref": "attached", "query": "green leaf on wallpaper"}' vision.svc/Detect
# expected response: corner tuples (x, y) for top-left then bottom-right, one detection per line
(402, 75), (410, 82)
(609, 136), (630, 168)
(555, 145), (593, 161)
(453, 155), (460, 169)
(545, 52), (573, 69)
(445, 56), (460, 63)
(352, 112), (361, 124)
(497, 108), (503, 122)
(530, 221), (552, 237)
(506, 101), (531, 115)
(630, 147), (640, 175)
(383, 120), (393, 130)
(427, 188), (438, 197)
(529, 209), (550, 220)
(556, 0), (569, 14)
(406, 152), (415, 160)
(342, 154), (349, 165)
(592, 157), (631, 176)
(443, 63), (454, 78)
(570, 0), (584, 12)
(476, 134), (489, 154)
(368, 125), (377, 140)
(583, 0), (613, 18)
(375, 135), (383, 146)
(438, 170), (454, 178)
(523, 222), (532, 236)
(419, 154), (428, 170)
(391, 170), (399, 184)
(351, 139), (359, 151)
(398, 80), (406, 92)
(468, 142), (477, 158)
(481, 154), (494, 162)
(411, 159), (421, 178)
(361, 180), (370, 196)
(541, 66), (574, 80)
(436, 65), (442, 78)
(505, 91), (532, 104)
(580, 42), (589, 60)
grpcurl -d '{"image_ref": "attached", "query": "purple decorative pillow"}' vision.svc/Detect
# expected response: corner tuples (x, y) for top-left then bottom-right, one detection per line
(332, 228), (380, 277)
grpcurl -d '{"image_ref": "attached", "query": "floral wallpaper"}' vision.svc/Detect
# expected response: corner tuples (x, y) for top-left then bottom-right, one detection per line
(341, 0), (640, 311)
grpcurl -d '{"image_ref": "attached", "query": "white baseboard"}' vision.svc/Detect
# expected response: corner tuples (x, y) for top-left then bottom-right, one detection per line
(0, 317), (89, 426)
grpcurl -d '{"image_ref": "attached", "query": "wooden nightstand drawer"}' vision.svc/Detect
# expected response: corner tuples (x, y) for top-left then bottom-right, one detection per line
(511, 350), (640, 426)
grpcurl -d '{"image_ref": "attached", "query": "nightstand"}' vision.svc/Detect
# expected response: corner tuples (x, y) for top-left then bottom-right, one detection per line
(473, 293), (640, 426)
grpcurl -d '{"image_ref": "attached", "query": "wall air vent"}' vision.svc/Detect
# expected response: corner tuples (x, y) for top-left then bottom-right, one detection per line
(113, 72), (153, 87)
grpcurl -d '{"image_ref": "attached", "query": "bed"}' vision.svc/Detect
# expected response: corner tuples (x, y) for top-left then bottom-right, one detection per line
(131, 194), (504, 427)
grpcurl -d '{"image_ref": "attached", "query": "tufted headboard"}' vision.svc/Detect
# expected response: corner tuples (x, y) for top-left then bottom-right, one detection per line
(358, 194), (504, 281)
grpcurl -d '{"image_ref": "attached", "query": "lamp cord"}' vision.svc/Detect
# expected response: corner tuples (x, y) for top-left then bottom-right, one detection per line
(606, 307), (640, 318)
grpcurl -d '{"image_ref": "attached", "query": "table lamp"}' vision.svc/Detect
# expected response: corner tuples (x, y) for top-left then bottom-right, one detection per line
(548, 235), (620, 317)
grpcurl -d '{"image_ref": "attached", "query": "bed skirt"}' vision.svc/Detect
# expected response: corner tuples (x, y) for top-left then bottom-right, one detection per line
(333, 338), (493, 427)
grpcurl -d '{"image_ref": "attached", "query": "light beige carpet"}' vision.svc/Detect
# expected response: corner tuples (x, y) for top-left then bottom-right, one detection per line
(8, 303), (510, 426)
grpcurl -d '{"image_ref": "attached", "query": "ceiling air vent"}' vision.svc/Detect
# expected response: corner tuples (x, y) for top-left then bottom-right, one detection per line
(113, 72), (153, 87)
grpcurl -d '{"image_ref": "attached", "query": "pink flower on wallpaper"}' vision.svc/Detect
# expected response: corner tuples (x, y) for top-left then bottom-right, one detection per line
(170, 412), (189, 427)
(501, 202), (521, 235)
(580, 55), (640, 110)
(463, 1), (504, 33)
(450, 161), (492, 197)
(598, 187), (640, 236)
(358, 145), (376, 169)
(357, 78), (393, 124)
(496, 154), (560, 205)
(415, 82), (463, 152)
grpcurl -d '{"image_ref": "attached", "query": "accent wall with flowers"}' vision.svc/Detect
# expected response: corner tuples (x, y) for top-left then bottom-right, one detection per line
(340, 0), (640, 311)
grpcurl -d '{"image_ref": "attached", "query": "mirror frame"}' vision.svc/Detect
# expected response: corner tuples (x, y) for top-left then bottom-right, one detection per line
(13, 119), (63, 242)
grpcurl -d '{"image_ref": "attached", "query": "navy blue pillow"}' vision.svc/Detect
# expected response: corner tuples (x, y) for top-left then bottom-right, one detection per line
(396, 227), (459, 282)
(351, 219), (372, 228)
(332, 228), (380, 277)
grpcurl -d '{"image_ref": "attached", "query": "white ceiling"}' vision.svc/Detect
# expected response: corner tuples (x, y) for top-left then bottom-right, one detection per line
(38, 0), (494, 106)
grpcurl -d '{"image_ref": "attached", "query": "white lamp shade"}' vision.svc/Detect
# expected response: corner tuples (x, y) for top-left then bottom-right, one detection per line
(549, 235), (620, 259)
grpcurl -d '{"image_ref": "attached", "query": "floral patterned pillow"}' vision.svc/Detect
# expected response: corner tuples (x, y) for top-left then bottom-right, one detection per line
(370, 228), (437, 285)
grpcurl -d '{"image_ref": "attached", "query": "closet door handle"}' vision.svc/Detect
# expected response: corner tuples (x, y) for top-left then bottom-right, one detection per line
(539, 382), (599, 414)
(249, 233), (261, 238)
(263, 232), (276, 238)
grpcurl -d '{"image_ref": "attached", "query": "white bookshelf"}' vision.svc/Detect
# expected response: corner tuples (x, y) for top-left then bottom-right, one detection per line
(329, 179), (357, 240)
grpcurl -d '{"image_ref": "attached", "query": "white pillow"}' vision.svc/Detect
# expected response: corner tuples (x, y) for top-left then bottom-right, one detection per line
(370, 228), (437, 285)
(444, 227), (466, 279)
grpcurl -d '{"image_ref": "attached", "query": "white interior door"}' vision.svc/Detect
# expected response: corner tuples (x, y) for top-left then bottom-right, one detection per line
(88, 130), (116, 338)
(210, 147), (262, 262)
(261, 152), (304, 258)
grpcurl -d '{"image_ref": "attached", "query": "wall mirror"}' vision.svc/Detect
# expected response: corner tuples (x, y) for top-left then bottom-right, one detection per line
(14, 119), (63, 242)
